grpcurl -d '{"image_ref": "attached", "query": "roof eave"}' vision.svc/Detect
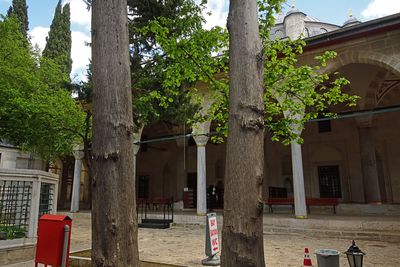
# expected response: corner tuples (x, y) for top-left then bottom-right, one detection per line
(304, 13), (400, 52)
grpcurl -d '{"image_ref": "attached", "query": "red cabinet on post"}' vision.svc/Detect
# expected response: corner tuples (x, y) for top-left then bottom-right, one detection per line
(35, 214), (72, 267)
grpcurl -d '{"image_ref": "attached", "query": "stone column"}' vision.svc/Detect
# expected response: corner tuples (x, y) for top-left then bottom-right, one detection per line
(283, 109), (307, 219)
(357, 118), (381, 203)
(191, 86), (213, 215)
(193, 134), (209, 215)
(71, 145), (84, 212)
(291, 142), (307, 218)
(192, 120), (211, 216)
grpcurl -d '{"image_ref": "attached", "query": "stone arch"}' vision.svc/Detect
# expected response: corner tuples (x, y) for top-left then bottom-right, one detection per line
(325, 50), (400, 77)
(323, 50), (400, 109)
(320, 27), (328, 33)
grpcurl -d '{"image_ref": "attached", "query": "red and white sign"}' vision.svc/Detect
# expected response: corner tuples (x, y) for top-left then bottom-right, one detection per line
(208, 215), (220, 254)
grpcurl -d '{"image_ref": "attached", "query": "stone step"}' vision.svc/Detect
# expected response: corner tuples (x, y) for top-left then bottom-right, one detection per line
(263, 225), (400, 243)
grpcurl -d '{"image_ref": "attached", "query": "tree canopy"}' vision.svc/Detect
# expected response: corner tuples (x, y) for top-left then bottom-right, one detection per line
(42, 0), (72, 85)
(127, 0), (222, 128)
(7, 0), (28, 38)
(0, 17), (85, 159)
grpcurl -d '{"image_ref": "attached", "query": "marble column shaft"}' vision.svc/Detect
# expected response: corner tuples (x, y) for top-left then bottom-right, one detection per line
(193, 135), (209, 216)
(291, 142), (307, 218)
(71, 148), (84, 212)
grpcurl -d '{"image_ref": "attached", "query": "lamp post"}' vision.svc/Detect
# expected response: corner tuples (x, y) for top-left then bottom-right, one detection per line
(345, 240), (365, 267)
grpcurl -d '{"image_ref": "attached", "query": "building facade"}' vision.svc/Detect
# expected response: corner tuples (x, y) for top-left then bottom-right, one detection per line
(134, 8), (400, 215)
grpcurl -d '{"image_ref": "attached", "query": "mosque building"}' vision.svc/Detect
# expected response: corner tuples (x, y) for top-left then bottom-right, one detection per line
(3, 4), (399, 217)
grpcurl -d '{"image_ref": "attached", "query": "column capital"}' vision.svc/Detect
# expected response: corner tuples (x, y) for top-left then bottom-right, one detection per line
(192, 120), (211, 147)
(73, 145), (84, 160)
(193, 135), (209, 147)
(133, 144), (141, 156)
(132, 125), (144, 156)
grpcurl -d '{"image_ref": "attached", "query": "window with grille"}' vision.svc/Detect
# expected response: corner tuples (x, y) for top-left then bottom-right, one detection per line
(0, 181), (32, 239)
(318, 165), (342, 198)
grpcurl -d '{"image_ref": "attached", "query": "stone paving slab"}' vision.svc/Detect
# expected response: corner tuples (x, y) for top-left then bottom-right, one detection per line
(3, 212), (400, 266)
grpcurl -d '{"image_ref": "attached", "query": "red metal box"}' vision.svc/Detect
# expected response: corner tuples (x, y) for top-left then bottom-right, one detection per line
(35, 214), (72, 267)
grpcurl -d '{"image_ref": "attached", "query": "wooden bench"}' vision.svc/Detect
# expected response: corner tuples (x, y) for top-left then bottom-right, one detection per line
(265, 198), (294, 213)
(266, 197), (339, 214)
(306, 198), (338, 214)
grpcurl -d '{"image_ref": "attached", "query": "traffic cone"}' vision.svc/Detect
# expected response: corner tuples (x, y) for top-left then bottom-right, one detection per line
(303, 248), (313, 266)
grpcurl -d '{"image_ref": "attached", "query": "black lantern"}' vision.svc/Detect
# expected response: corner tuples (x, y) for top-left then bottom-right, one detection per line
(345, 240), (365, 267)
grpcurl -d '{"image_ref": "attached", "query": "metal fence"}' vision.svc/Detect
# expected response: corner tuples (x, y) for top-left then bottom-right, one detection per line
(0, 169), (59, 240)
(0, 181), (32, 239)
(39, 183), (54, 217)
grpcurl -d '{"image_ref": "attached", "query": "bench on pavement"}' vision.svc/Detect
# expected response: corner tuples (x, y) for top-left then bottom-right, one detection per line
(266, 197), (339, 214)
(306, 198), (339, 214)
(265, 198), (294, 213)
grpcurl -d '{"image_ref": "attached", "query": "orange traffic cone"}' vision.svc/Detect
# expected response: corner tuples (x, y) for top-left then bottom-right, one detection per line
(303, 248), (313, 266)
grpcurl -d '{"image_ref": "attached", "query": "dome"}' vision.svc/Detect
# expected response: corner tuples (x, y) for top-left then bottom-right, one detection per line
(343, 11), (361, 27)
(275, 12), (285, 24)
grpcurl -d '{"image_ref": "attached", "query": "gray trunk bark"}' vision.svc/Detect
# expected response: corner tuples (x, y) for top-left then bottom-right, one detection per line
(221, 1), (265, 266)
(91, 0), (139, 266)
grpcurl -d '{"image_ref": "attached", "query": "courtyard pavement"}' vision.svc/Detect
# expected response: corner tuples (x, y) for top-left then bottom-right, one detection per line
(7, 211), (400, 266)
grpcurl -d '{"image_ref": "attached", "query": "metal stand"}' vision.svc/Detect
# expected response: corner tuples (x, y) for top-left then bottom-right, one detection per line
(202, 254), (220, 266)
(61, 225), (70, 267)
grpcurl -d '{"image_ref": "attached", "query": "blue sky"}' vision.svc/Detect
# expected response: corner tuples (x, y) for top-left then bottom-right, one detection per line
(0, 0), (399, 81)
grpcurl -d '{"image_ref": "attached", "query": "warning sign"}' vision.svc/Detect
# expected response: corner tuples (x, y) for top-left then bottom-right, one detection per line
(207, 213), (220, 255)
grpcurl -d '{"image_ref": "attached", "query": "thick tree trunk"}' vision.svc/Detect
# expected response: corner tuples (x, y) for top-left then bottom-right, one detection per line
(91, 0), (139, 266)
(221, 1), (265, 266)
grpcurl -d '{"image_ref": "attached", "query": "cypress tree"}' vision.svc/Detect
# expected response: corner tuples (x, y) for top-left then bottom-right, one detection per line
(7, 0), (29, 39)
(42, 1), (72, 81)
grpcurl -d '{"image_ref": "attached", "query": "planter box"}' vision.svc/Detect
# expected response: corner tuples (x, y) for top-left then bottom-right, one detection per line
(0, 238), (36, 265)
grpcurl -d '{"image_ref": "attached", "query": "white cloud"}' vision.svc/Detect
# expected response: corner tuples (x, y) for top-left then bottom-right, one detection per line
(200, 0), (228, 29)
(362, 0), (400, 19)
(29, 26), (49, 51)
(70, 30), (91, 82)
(29, 27), (91, 82)
(63, 0), (91, 30)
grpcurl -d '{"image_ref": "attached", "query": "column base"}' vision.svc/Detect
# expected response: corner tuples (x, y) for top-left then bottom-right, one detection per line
(295, 215), (307, 219)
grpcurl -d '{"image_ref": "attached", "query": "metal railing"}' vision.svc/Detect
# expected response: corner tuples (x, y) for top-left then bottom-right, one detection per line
(39, 183), (54, 217)
(0, 181), (32, 239)
(0, 169), (59, 240)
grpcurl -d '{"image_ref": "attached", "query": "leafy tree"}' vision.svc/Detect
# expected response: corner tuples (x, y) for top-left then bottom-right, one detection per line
(40, 0), (74, 207)
(127, 0), (218, 128)
(208, 1), (358, 144)
(0, 17), (85, 160)
(7, 0), (28, 39)
(42, 0), (72, 84)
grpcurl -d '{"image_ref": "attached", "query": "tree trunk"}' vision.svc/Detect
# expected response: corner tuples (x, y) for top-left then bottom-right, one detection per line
(91, 0), (139, 266)
(221, 1), (265, 266)
(59, 157), (72, 209)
